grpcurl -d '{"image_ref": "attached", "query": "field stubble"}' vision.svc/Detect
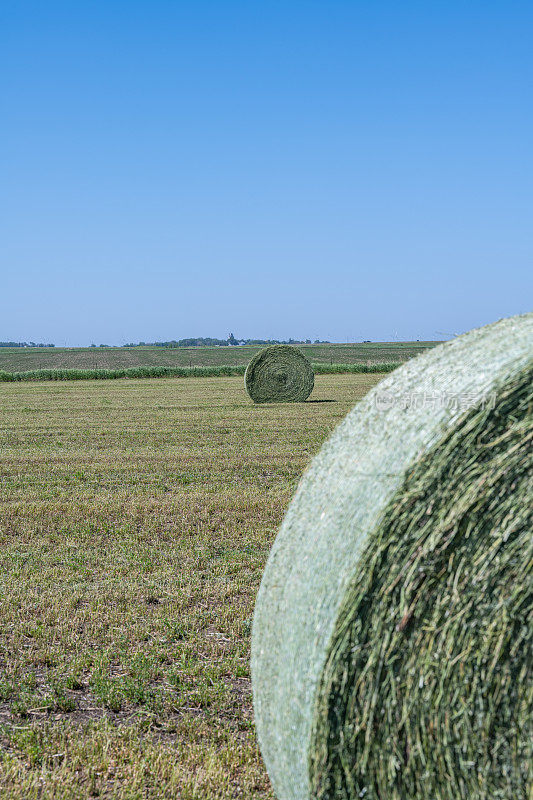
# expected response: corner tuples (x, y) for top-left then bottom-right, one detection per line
(0, 373), (383, 799)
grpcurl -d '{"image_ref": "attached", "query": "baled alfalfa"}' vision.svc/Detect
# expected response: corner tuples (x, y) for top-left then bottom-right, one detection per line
(251, 312), (533, 800)
(244, 345), (314, 403)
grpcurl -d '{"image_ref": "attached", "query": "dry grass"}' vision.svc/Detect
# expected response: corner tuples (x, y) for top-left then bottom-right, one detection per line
(0, 374), (383, 799)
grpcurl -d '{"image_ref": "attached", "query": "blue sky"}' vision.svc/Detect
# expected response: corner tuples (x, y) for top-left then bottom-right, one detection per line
(2, 1), (532, 345)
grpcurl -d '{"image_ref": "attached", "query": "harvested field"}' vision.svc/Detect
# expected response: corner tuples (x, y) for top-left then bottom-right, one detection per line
(0, 342), (439, 374)
(0, 373), (384, 799)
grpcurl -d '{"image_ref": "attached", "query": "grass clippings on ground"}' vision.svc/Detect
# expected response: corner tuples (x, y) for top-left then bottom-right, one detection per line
(0, 373), (383, 799)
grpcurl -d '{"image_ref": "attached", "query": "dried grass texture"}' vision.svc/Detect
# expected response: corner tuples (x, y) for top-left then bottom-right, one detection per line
(245, 345), (314, 403)
(251, 313), (533, 800)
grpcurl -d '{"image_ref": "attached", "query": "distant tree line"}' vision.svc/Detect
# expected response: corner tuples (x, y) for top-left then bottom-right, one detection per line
(1, 337), (332, 349)
(0, 341), (55, 348)
(123, 335), (330, 348)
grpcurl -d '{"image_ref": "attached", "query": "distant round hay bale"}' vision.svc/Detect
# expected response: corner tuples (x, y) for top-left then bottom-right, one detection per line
(244, 345), (314, 403)
(251, 313), (533, 800)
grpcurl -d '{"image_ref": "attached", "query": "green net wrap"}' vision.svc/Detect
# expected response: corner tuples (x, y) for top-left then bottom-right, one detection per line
(251, 313), (533, 800)
(244, 345), (314, 403)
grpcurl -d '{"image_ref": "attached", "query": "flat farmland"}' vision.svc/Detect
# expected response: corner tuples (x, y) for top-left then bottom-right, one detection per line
(0, 341), (439, 373)
(0, 372), (385, 799)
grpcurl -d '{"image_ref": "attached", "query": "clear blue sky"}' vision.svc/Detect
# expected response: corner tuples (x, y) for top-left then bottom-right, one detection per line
(2, 1), (532, 345)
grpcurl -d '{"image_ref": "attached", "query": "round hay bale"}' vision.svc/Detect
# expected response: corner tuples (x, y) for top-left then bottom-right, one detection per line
(245, 345), (314, 403)
(251, 313), (533, 800)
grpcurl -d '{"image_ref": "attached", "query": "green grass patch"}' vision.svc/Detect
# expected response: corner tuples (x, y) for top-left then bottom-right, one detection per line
(0, 362), (400, 383)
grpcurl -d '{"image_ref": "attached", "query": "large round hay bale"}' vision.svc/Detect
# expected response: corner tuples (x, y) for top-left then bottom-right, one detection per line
(251, 313), (533, 800)
(245, 345), (314, 403)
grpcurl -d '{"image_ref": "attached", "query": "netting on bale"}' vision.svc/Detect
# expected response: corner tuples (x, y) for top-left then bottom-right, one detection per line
(251, 313), (533, 800)
(244, 345), (314, 403)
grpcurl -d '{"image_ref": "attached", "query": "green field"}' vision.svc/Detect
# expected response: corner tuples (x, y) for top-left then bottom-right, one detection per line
(0, 372), (385, 799)
(0, 341), (439, 373)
